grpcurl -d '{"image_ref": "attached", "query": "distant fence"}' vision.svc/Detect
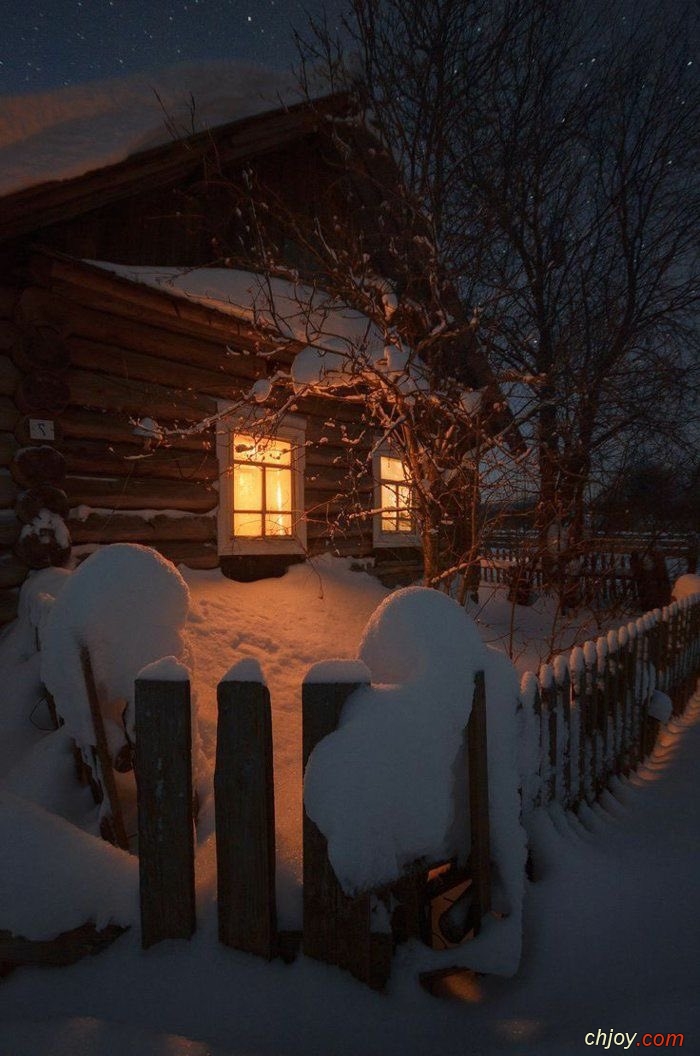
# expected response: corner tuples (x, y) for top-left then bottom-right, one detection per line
(131, 593), (700, 991)
(479, 532), (696, 608)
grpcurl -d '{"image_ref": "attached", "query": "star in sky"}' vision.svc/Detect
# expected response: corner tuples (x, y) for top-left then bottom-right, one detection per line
(1, 0), (346, 95)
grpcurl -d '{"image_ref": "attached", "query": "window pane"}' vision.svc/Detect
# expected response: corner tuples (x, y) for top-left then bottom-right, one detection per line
(381, 483), (398, 511)
(232, 433), (259, 462)
(234, 462), (262, 511)
(233, 512), (263, 537)
(232, 434), (292, 466)
(266, 466), (292, 514)
(380, 455), (407, 482)
(259, 438), (292, 466)
(265, 513), (292, 536)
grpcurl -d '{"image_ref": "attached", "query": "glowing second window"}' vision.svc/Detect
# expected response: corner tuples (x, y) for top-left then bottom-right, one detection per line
(232, 434), (293, 538)
(379, 455), (413, 533)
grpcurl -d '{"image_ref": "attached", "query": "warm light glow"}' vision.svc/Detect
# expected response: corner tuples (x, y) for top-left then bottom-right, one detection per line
(379, 455), (413, 534)
(232, 433), (293, 538)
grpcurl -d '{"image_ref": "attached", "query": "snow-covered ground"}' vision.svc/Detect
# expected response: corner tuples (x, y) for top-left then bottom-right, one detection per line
(0, 687), (698, 1054)
(1, 555), (698, 1054)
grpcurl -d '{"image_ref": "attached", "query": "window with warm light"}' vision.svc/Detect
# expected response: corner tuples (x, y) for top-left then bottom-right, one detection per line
(217, 410), (306, 556)
(231, 434), (293, 538)
(373, 451), (420, 547)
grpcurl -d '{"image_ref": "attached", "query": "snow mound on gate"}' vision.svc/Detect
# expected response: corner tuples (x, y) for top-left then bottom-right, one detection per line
(41, 544), (190, 750)
(672, 574), (700, 602)
(0, 790), (137, 940)
(0, 61), (300, 197)
(304, 587), (526, 974)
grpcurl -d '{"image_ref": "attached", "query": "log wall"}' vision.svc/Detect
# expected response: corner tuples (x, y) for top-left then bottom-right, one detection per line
(0, 280), (22, 623)
(0, 250), (396, 620)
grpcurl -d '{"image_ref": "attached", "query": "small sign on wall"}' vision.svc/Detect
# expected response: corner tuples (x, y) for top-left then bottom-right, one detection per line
(28, 418), (55, 441)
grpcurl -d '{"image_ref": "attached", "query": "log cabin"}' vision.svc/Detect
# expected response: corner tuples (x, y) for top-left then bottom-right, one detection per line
(0, 78), (506, 624)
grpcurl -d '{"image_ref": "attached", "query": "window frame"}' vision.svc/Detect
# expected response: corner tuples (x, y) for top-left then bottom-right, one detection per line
(372, 447), (421, 549)
(216, 404), (307, 557)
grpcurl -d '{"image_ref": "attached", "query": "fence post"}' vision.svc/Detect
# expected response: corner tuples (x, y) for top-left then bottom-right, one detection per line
(302, 661), (381, 986)
(467, 670), (491, 935)
(135, 659), (195, 949)
(539, 664), (557, 804)
(553, 657), (571, 806)
(215, 659), (276, 958)
(79, 646), (129, 851)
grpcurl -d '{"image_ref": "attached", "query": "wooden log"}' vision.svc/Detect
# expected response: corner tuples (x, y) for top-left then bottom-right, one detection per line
(63, 475), (218, 513)
(18, 287), (264, 380)
(135, 672), (196, 948)
(58, 407), (212, 450)
(0, 553), (27, 589)
(0, 321), (20, 351)
(0, 287), (19, 320)
(0, 355), (19, 397)
(67, 511), (217, 545)
(29, 256), (273, 360)
(68, 336), (258, 401)
(10, 444), (66, 487)
(66, 367), (216, 422)
(154, 541), (219, 569)
(80, 648), (129, 851)
(60, 437), (218, 482)
(0, 510), (20, 546)
(302, 668), (374, 984)
(0, 587), (19, 623)
(0, 472), (18, 509)
(15, 372), (71, 416)
(307, 537), (374, 560)
(0, 922), (126, 973)
(215, 675), (277, 957)
(0, 433), (17, 468)
(13, 329), (71, 373)
(466, 670), (491, 936)
(0, 396), (19, 433)
(16, 484), (69, 522)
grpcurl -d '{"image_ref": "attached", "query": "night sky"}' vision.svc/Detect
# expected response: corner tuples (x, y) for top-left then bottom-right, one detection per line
(1, 0), (346, 95)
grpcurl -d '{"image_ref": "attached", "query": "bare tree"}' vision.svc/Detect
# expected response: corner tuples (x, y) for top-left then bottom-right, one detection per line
(298, 0), (699, 575)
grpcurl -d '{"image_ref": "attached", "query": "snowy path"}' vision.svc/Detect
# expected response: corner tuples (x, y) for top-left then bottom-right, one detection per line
(1, 686), (698, 1055)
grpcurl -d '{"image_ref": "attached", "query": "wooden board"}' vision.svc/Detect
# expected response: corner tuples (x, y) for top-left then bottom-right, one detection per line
(135, 676), (196, 948)
(215, 679), (277, 957)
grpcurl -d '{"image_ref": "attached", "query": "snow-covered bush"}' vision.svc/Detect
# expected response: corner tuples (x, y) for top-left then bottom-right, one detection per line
(303, 586), (526, 974)
(41, 544), (191, 752)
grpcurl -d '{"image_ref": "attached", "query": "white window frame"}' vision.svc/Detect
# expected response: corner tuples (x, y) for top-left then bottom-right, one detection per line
(216, 403), (307, 556)
(372, 447), (421, 548)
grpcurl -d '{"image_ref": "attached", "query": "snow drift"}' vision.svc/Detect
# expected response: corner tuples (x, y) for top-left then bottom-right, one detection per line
(303, 586), (527, 975)
(41, 544), (191, 751)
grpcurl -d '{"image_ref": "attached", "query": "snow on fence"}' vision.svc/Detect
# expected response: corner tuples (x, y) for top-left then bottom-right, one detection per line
(133, 661), (492, 991)
(518, 594), (700, 817)
(131, 592), (700, 991)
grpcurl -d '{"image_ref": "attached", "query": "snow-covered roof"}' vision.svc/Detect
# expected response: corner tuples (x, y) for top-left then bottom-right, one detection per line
(89, 260), (387, 360)
(0, 62), (302, 198)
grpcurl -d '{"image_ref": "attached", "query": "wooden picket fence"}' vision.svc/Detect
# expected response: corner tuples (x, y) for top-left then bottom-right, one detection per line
(479, 531), (696, 608)
(132, 593), (700, 991)
(519, 595), (700, 815)
(134, 663), (491, 991)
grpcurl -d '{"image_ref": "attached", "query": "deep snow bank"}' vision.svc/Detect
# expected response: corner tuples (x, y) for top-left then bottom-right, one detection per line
(304, 586), (527, 975)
